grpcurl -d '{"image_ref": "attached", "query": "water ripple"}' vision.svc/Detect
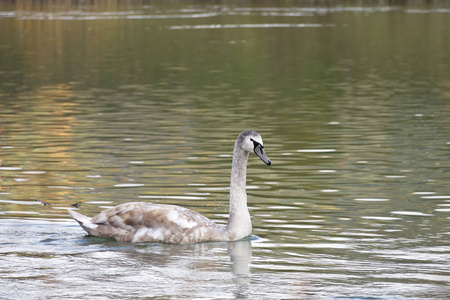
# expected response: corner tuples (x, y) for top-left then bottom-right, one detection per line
(168, 23), (334, 30)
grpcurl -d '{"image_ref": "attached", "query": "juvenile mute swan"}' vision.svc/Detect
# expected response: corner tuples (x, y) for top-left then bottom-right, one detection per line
(69, 130), (271, 244)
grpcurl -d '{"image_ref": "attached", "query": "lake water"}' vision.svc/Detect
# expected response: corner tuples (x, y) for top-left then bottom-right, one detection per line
(1, 1), (449, 299)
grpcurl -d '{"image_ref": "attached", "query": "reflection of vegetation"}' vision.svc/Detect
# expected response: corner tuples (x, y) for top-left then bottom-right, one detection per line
(0, 85), (80, 216)
(0, 5), (449, 298)
(0, 1), (449, 223)
(1, 0), (449, 94)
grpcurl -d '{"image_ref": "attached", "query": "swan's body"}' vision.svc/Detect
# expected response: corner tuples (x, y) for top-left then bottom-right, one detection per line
(69, 130), (271, 244)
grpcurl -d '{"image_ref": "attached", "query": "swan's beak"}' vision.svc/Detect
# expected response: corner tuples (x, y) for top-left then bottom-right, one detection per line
(254, 144), (271, 166)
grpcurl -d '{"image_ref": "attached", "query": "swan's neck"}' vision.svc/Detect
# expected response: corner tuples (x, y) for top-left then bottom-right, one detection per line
(227, 146), (252, 240)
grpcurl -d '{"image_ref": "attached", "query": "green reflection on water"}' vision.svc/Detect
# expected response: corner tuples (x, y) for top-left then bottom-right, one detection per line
(0, 1), (449, 298)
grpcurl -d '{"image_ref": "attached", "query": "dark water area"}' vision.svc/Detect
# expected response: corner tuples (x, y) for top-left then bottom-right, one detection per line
(0, 1), (449, 299)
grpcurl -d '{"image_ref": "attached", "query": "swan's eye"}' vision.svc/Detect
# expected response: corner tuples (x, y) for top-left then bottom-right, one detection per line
(250, 138), (262, 150)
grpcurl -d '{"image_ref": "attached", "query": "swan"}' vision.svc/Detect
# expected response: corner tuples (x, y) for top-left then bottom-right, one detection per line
(69, 130), (271, 244)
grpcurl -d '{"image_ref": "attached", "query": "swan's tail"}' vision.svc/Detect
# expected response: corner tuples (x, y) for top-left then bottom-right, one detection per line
(68, 209), (99, 235)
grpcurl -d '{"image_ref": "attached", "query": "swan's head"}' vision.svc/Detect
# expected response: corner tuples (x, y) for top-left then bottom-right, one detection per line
(238, 130), (271, 166)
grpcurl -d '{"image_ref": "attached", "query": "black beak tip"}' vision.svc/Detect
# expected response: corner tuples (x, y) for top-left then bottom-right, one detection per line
(266, 160), (272, 166)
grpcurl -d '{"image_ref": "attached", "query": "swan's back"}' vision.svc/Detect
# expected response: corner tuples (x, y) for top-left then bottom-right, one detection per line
(71, 202), (228, 244)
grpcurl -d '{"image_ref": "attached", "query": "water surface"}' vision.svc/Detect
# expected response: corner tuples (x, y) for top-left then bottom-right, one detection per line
(0, 1), (449, 299)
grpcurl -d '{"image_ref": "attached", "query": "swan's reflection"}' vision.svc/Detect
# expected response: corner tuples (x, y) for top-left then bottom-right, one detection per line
(122, 239), (252, 297)
(228, 240), (251, 280)
(228, 239), (252, 297)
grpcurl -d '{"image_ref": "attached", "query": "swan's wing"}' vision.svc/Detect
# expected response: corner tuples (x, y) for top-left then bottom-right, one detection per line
(90, 202), (226, 243)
